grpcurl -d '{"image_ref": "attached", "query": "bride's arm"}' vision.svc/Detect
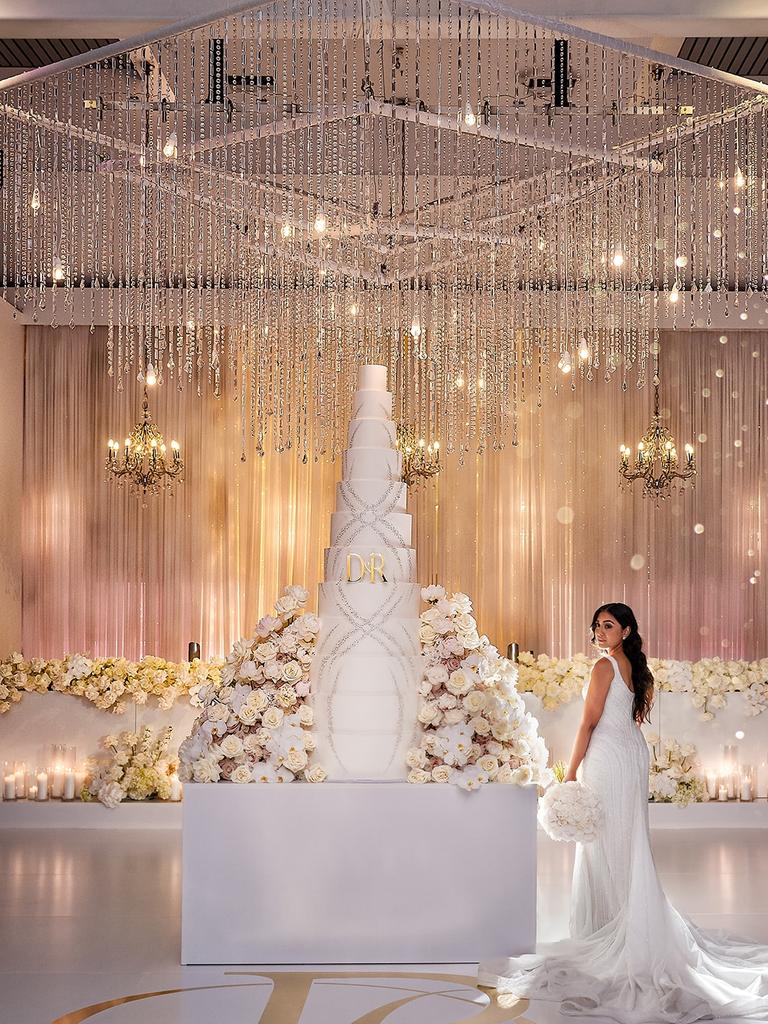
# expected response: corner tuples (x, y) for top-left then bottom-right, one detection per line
(563, 659), (613, 782)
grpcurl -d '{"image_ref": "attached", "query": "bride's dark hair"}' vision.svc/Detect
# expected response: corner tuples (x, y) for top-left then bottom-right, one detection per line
(590, 602), (654, 724)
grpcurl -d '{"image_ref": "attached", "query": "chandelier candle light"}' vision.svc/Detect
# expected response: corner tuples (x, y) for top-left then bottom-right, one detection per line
(106, 387), (183, 496)
(396, 424), (441, 486)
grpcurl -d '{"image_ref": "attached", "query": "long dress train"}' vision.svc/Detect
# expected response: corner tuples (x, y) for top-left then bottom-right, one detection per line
(478, 654), (768, 1023)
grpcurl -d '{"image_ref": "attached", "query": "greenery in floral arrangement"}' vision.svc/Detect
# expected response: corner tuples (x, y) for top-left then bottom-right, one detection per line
(178, 585), (325, 784)
(0, 653), (224, 715)
(407, 585), (553, 791)
(646, 734), (707, 807)
(81, 725), (178, 808)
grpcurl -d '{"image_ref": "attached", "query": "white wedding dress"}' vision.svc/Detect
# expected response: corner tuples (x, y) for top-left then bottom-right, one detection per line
(479, 653), (768, 1023)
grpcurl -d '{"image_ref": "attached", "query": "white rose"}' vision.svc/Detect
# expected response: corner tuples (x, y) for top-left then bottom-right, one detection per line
(282, 660), (304, 684)
(238, 704), (259, 726)
(298, 705), (314, 726)
(243, 735), (263, 756)
(496, 763), (514, 783)
(431, 764), (453, 783)
(419, 623), (438, 644)
(469, 715), (492, 736)
(418, 702), (442, 726)
(408, 769), (431, 784)
(443, 709), (467, 725)
(275, 595), (299, 616)
(304, 765), (327, 783)
(255, 642), (278, 663)
(511, 764), (533, 785)
(248, 690), (269, 712)
(263, 660), (283, 681)
(207, 704), (230, 722)
(463, 689), (487, 714)
(230, 764), (253, 784)
(478, 755), (499, 777)
(426, 665), (449, 686)
(421, 584), (446, 602)
(446, 670), (473, 696)
(219, 735), (244, 758)
(406, 748), (427, 769)
(285, 585), (309, 603)
(239, 660), (260, 680)
(285, 749), (309, 772)
(262, 707), (284, 729)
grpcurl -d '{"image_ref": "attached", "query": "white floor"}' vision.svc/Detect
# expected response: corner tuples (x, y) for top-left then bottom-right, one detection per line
(0, 827), (766, 1024)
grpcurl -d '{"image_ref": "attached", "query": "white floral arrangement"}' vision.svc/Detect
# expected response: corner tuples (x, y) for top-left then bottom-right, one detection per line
(0, 652), (223, 715)
(406, 585), (552, 791)
(516, 652), (768, 721)
(537, 780), (603, 843)
(178, 585), (326, 785)
(82, 725), (178, 808)
(647, 734), (707, 806)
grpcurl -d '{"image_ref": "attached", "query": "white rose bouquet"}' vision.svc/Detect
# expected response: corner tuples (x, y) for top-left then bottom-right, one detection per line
(179, 585), (326, 785)
(537, 780), (603, 843)
(82, 725), (177, 808)
(406, 585), (552, 791)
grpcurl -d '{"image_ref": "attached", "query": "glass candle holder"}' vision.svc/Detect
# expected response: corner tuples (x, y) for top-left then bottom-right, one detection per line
(3, 761), (16, 801)
(14, 761), (27, 799)
(35, 768), (49, 801)
(739, 765), (755, 802)
(757, 758), (768, 800)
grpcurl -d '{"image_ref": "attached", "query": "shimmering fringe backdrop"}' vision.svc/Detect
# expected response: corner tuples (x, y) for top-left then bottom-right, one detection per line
(23, 327), (766, 661)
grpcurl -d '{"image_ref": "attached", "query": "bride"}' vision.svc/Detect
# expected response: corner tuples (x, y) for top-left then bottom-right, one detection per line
(479, 602), (768, 1022)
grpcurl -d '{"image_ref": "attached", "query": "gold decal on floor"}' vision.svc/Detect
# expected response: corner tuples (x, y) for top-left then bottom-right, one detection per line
(53, 971), (531, 1024)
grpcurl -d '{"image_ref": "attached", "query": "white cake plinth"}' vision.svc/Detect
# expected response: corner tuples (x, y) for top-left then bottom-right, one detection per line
(181, 782), (537, 964)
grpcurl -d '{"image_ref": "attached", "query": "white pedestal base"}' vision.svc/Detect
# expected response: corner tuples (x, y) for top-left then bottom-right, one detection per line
(181, 782), (537, 965)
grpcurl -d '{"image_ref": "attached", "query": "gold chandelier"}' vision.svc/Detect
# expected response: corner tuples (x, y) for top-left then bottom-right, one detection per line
(396, 424), (441, 487)
(619, 374), (695, 500)
(106, 384), (183, 496)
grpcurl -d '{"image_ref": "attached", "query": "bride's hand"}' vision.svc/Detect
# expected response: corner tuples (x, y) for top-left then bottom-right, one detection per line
(564, 773), (577, 783)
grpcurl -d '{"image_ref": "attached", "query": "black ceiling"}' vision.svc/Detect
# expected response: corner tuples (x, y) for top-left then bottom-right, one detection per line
(679, 37), (768, 79)
(0, 38), (116, 70)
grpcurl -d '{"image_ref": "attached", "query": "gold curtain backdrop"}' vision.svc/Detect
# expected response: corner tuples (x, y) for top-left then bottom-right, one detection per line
(22, 327), (766, 662)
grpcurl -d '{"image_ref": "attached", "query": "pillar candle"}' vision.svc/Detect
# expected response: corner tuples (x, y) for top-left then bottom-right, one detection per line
(28, 783), (38, 800)
(740, 777), (753, 802)
(706, 773), (718, 800)
(36, 771), (49, 801)
(51, 765), (64, 799)
(726, 774), (736, 800)
(62, 770), (76, 801)
(3, 773), (16, 800)
(718, 784), (728, 802)
(757, 762), (768, 800)
(169, 774), (182, 802)
(14, 765), (26, 799)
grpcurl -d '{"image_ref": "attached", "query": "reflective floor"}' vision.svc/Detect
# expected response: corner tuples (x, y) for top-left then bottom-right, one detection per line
(0, 827), (766, 1023)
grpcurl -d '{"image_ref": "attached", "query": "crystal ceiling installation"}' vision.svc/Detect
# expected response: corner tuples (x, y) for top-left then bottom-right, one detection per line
(1, 0), (767, 460)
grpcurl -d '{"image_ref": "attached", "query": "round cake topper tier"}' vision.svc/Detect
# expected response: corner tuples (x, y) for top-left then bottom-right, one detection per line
(358, 364), (388, 391)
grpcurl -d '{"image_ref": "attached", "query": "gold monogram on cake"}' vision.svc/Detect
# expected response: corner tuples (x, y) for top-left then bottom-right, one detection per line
(346, 553), (388, 583)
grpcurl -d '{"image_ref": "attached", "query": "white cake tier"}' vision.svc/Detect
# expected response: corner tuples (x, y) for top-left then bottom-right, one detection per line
(324, 544), (417, 584)
(314, 614), (421, 658)
(358, 364), (388, 390)
(335, 479), (408, 516)
(311, 610), (421, 780)
(352, 388), (393, 421)
(343, 447), (402, 482)
(318, 580), (421, 620)
(348, 418), (397, 450)
(330, 510), (412, 549)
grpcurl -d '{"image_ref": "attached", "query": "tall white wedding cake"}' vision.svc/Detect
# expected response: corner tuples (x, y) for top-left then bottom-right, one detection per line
(311, 364), (421, 780)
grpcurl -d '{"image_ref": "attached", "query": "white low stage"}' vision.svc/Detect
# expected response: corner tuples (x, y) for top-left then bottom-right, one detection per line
(181, 781), (538, 965)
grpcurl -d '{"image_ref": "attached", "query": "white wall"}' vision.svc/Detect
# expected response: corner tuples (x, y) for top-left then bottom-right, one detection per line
(0, 303), (24, 657)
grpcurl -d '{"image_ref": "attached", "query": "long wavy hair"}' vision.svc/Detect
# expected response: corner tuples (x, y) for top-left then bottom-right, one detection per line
(590, 602), (654, 724)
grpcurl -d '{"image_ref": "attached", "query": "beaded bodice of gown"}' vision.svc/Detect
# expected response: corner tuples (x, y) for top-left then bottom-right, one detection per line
(478, 653), (768, 1023)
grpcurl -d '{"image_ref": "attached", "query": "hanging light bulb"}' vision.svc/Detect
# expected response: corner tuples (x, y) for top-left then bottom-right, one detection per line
(669, 282), (680, 303)
(280, 222), (294, 239)
(734, 165), (746, 189)
(162, 131), (178, 158)
(463, 101), (477, 127)
(30, 186), (41, 212)
(410, 321), (422, 338)
(578, 336), (590, 361)
(349, 303), (359, 317)
(145, 363), (157, 386)
(52, 254), (65, 282)
(611, 249), (625, 268)
(558, 353), (572, 374)
(313, 212), (327, 234)
(674, 254), (688, 268)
